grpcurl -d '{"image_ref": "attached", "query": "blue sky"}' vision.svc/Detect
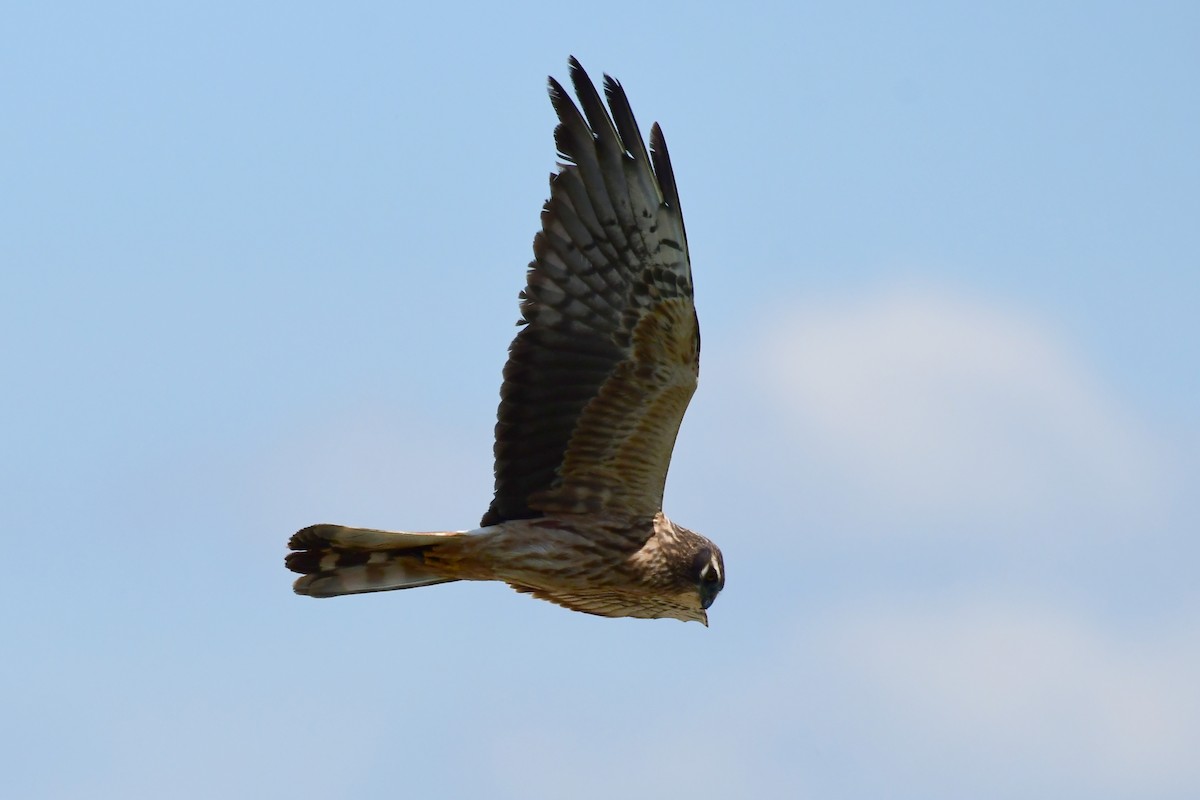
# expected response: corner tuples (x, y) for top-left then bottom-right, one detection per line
(4, 2), (1198, 798)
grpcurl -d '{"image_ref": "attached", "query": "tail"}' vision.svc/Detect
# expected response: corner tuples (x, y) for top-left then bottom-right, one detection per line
(286, 524), (463, 598)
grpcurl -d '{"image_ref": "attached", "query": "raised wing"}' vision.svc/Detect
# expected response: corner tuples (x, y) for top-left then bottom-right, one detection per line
(482, 58), (698, 528)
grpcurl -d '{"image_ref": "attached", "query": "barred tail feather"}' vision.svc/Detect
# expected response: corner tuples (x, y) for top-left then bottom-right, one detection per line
(286, 524), (463, 598)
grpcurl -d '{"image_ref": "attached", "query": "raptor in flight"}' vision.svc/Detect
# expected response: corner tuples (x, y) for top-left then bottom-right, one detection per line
(286, 58), (724, 623)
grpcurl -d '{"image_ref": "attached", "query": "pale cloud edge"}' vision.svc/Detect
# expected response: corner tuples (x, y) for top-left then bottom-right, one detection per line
(749, 285), (1172, 527)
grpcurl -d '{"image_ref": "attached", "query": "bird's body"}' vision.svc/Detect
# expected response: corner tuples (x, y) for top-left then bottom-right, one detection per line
(289, 512), (719, 623)
(286, 58), (725, 623)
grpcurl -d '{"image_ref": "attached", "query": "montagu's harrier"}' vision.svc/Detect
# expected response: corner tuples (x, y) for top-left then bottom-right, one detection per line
(286, 58), (724, 624)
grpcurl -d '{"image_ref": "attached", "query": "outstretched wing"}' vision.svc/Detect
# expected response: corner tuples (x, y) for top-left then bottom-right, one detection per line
(482, 58), (698, 527)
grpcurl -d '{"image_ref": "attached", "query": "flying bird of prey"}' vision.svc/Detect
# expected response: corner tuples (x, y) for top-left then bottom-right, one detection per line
(286, 58), (724, 623)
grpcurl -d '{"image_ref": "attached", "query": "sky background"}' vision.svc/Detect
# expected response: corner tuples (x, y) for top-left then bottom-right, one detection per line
(4, 2), (1198, 798)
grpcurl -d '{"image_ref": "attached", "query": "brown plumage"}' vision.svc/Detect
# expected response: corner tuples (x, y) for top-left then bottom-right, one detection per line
(286, 57), (724, 624)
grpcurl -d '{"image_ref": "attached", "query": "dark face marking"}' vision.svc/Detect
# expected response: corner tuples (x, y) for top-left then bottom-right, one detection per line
(692, 546), (725, 610)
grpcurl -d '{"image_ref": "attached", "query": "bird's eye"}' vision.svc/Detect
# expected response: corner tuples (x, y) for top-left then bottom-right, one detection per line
(698, 557), (721, 584)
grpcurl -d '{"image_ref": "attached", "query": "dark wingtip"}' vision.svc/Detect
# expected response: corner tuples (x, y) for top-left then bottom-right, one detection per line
(557, 56), (589, 111)
(547, 75), (568, 103)
(649, 122), (680, 212)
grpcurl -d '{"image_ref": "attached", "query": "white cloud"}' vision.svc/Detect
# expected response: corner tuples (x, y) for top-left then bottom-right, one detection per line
(754, 286), (1166, 519)
(801, 598), (1200, 797)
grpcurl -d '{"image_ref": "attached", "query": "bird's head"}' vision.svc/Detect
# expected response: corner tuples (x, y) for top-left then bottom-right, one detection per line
(668, 533), (725, 625)
(657, 542), (720, 628)
(621, 516), (726, 624)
